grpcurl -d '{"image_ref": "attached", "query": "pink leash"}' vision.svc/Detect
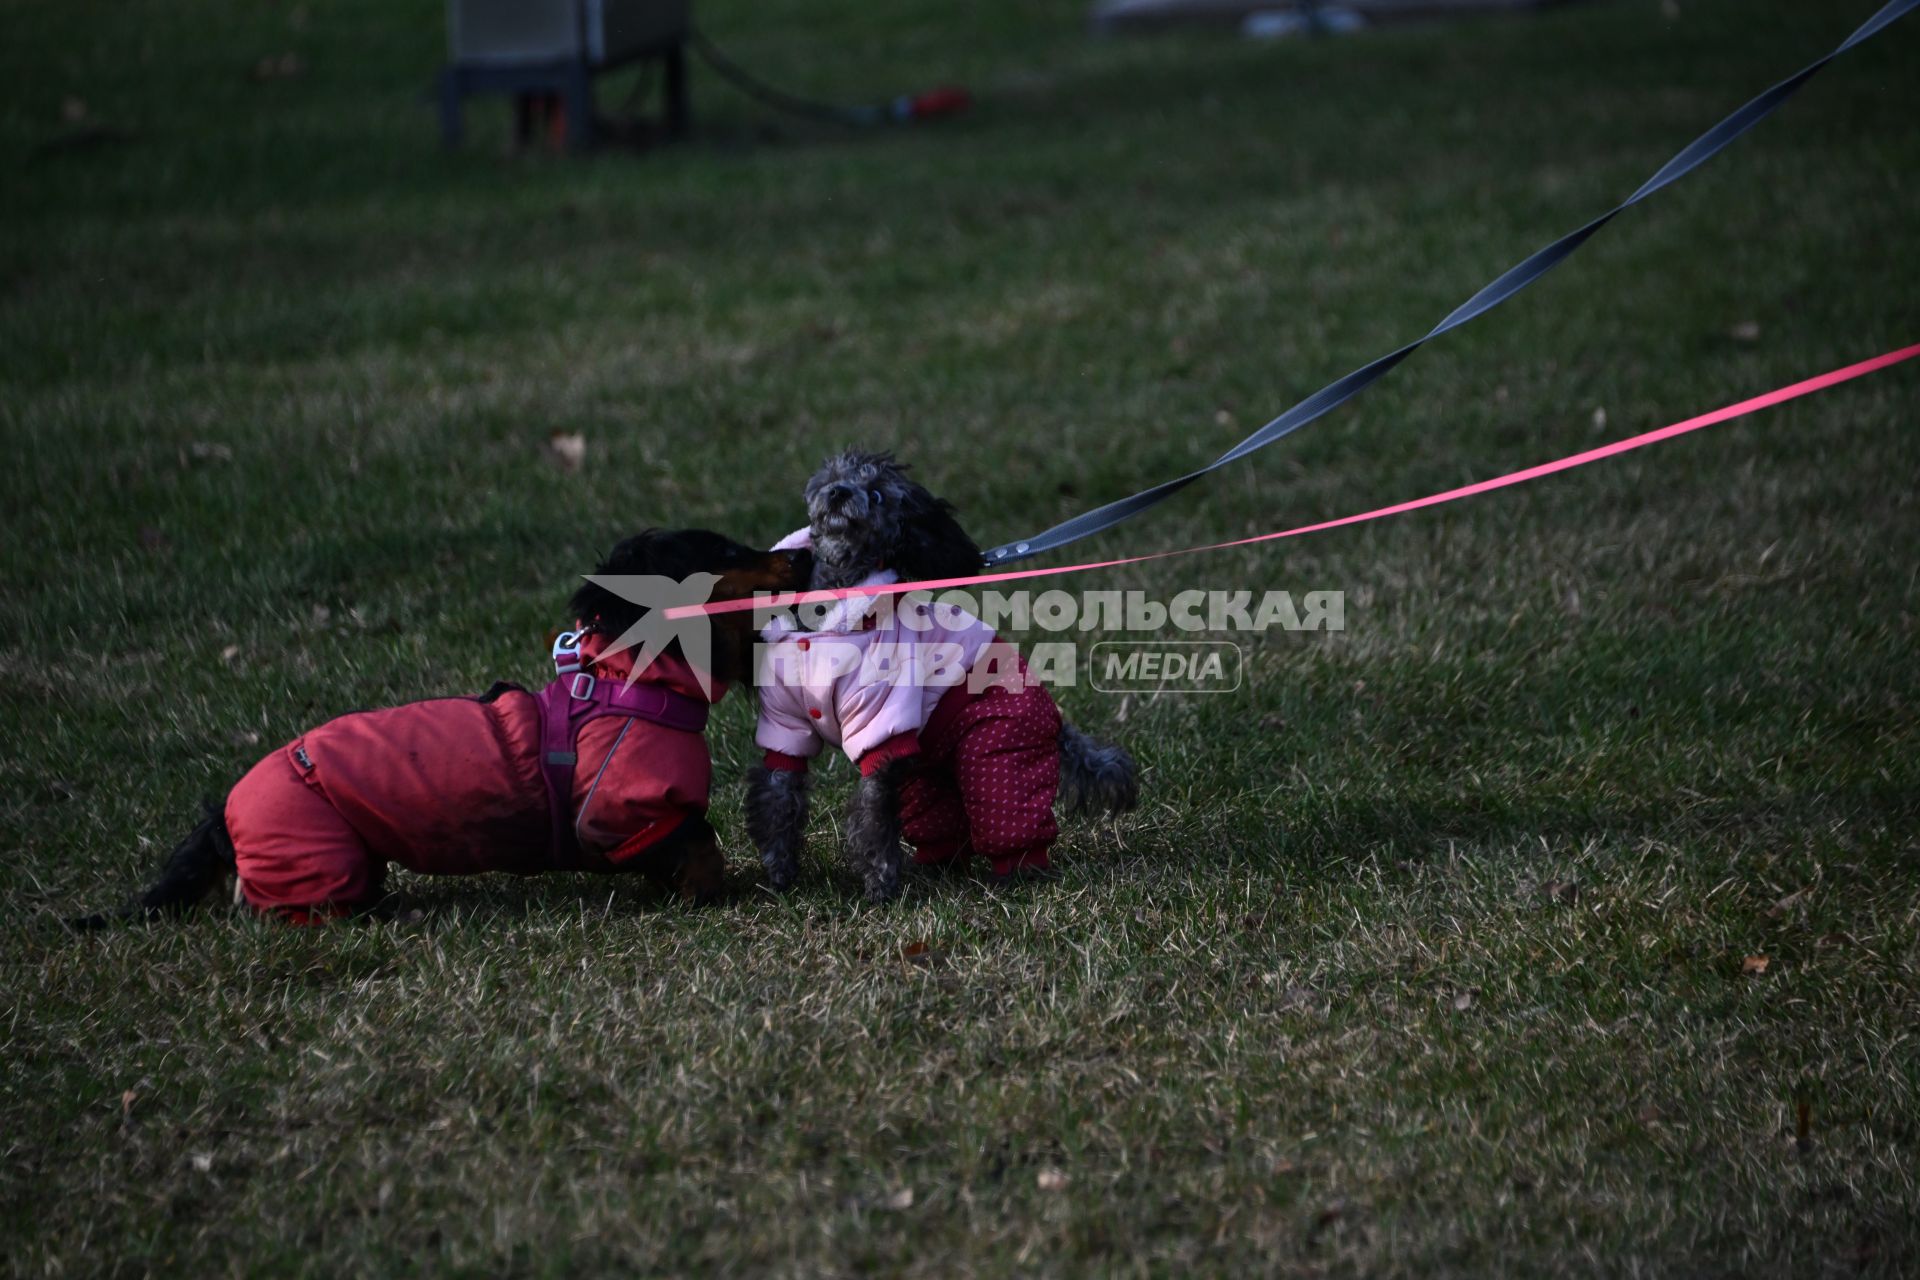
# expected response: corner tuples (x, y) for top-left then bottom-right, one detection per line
(673, 343), (1920, 620)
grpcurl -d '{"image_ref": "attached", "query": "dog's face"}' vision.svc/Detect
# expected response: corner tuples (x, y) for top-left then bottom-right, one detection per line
(804, 449), (983, 587)
(569, 528), (811, 687)
(805, 450), (923, 562)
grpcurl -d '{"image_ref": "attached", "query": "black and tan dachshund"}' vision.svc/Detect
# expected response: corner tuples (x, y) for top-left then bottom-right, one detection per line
(77, 529), (809, 926)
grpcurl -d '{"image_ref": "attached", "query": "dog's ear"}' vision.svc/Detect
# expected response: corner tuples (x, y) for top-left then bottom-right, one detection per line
(894, 490), (984, 584)
(570, 530), (665, 635)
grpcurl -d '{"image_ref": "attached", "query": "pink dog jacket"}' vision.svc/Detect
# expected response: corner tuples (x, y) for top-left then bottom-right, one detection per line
(755, 529), (1061, 875)
(754, 565), (1004, 765)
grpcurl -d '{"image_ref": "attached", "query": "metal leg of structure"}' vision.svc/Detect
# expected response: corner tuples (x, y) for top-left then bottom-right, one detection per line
(663, 45), (690, 140)
(563, 60), (595, 151)
(439, 68), (465, 147)
(439, 44), (688, 152)
(512, 91), (535, 147)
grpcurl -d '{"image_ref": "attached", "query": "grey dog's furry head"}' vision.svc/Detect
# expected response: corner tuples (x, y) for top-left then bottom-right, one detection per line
(804, 449), (983, 589)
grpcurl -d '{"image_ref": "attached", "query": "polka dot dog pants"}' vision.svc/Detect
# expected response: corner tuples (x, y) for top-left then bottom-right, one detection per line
(898, 678), (1062, 876)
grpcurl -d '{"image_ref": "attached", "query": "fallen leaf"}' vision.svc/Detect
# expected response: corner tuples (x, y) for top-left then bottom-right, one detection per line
(1591, 406), (1608, 431)
(250, 53), (306, 80)
(1271, 1157), (1299, 1176)
(220, 644), (242, 664)
(1636, 1103), (1662, 1125)
(1730, 320), (1761, 342)
(1452, 990), (1475, 1012)
(1036, 1168), (1069, 1192)
(120, 1089), (137, 1121)
(1541, 879), (1579, 905)
(139, 526), (170, 552)
(31, 124), (138, 160)
(1742, 954), (1770, 976)
(228, 729), (261, 747)
(900, 940), (939, 967)
(191, 1152), (213, 1173)
(546, 431), (587, 472)
(883, 1187), (914, 1211)
(1768, 886), (1813, 918)
(187, 441), (234, 464)
(1815, 932), (1853, 950)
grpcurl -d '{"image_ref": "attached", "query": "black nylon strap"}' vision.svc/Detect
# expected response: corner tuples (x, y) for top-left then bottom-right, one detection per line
(982, 0), (1918, 566)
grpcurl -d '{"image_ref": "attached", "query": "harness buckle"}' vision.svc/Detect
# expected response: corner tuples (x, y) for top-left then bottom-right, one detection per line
(552, 629), (584, 676)
(568, 671), (597, 701)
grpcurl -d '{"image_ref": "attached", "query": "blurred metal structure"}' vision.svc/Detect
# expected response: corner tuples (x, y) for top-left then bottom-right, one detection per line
(1091, 0), (1566, 31)
(440, 0), (692, 149)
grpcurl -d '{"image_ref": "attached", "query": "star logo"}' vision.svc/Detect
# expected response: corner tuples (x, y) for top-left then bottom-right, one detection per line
(579, 572), (723, 695)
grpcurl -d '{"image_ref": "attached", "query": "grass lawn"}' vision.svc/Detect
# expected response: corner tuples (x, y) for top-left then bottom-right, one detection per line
(4, 0), (1918, 1273)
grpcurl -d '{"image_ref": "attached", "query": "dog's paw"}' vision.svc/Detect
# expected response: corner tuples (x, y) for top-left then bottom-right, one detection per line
(762, 852), (799, 893)
(862, 859), (903, 904)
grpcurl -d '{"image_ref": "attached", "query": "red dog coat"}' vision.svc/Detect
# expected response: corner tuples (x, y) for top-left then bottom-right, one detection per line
(225, 633), (717, 921)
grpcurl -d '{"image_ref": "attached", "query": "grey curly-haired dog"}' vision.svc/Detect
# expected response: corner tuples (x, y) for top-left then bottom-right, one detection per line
(745, 449), (1138, 902)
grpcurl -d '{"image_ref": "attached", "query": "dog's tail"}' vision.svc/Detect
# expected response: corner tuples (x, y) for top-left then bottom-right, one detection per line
(1057, 721), (1139, 816)
(68, 799), (237, 930)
